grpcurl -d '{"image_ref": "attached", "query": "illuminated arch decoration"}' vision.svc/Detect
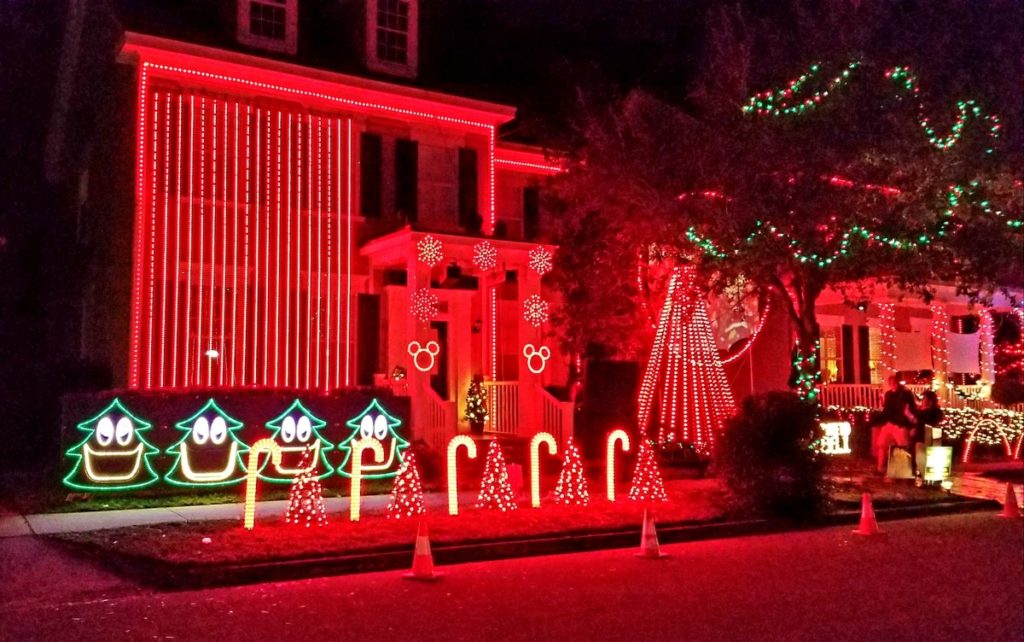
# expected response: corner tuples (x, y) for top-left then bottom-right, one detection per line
(447, 435), (478, 515)
(260, 400), (334, 483)
(529, 432), (557, 508)
(962, 417), (1014, 464)
(164, 399), (249, 487)
(523, 344), (551, 374)
(244, 438), (282, 530)
(63, 399), (161, 492)
(349, 437), (385, 521)
(336, 399), (409, 479)
(606, 429), (631, 502)
(408, 340), (440, 372)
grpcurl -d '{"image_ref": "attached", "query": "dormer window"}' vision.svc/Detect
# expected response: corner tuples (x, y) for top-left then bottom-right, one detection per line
(376, 0), (409, 64)
(237, 0), (298, 55)
(366, 0), (418, 78)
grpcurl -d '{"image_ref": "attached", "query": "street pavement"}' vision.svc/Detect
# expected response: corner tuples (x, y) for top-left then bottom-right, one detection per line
(1, 512), (1021, 642)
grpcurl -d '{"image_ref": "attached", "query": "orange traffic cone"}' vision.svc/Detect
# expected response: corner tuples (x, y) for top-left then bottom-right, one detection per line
(635, 509), (669, 559)
(403, 521), (440, 581)
(852, 492), (883, 536)
(997, 483), (1022, 519)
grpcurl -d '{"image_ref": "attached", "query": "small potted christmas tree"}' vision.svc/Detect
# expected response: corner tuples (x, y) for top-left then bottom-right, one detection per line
(464, 374), (488, 435)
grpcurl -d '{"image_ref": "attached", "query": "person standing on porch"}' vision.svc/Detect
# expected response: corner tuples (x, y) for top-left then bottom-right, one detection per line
(874, 375), (918, 474)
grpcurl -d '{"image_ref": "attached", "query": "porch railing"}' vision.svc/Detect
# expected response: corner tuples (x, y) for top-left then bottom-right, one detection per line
(822, 383), (1021, 412)
(484, 381), (519, 436)
(422, 384), (457, 449)
(540, 387), (574, 445)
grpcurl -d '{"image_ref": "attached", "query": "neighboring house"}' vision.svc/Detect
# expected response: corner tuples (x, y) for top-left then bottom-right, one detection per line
(77, 0), (570, 447)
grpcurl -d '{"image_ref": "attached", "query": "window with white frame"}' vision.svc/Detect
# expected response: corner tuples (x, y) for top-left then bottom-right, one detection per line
(237, 0), (297, 55)
(376, 0), (410, 64)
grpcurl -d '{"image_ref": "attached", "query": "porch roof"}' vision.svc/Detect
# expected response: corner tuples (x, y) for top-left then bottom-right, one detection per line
(359, 227), (556, 268)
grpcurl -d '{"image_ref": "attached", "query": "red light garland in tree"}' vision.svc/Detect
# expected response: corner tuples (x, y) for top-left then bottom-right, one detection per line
(628, 439), (668, 503)
(417, 235), (444, 267)
(553, 437), (590, 507)
(473, 240), (497, 271)
(523, 294), (550, 327)
(409, 288), (440, 323)
(475, 441), (518, 512)
(284, 446), (329, 528)
(636, 266), (735, 450)
(386, 451), (426, 519)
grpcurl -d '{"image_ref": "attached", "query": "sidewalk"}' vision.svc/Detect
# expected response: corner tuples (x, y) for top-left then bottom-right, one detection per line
(0, 491), (472, 538)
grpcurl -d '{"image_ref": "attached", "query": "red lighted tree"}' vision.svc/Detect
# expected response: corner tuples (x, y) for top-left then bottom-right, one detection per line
(386, 451), (427, 519)
(553, 437), (590, 506)
(628, 439), (668, 503)
(475, 441), (518, 511)
(284, 447), (328, 528)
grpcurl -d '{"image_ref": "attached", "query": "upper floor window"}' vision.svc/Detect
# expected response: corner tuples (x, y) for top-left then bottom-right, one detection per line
(250, 0), (287, 40)
(376, 0), (409, 64)
(237, 0), (298, 55)
(366, 0), (418, 78)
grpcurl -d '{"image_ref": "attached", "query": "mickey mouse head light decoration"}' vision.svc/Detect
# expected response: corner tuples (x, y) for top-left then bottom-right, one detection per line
(408, 340), (441, 372)
(523, 343), (551, 374)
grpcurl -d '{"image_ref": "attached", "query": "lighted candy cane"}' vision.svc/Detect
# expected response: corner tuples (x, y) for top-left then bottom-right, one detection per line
(243, 438), (282, 530)
(350, 437), (384, 522)
(447, 435), (478, 515)
(606, 429), (631, 502)
(529, 432), (557, 508)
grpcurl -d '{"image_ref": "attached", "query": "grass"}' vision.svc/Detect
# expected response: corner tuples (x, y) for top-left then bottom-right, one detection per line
(54, 480), (728, 565)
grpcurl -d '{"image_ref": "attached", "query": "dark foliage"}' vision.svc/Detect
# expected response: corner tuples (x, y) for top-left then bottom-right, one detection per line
(714, 392), (826, 520)
(991, 379), (1024, 407)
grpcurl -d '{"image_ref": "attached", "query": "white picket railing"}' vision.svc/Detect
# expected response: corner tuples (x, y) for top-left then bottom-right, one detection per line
(422, 384), (457, 449)
(820, 384), (882, 409)
(540, 387), (574, 445)
(484, 381), (519, 435)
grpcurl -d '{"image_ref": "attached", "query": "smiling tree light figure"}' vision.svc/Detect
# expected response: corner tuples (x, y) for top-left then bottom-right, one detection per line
(63, 398), (161, 492)
(244, 439), (282, 530)
(164, 399), (249, 487)
(447, 435), (478, 515)
(350, 437), (384, 522)
(261, 400), (334, 483)
(529, 432), (557, 508)
(606, 429), (631, 502)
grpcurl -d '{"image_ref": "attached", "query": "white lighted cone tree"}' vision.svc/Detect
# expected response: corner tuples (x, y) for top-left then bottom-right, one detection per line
(637, 265), (735, 451)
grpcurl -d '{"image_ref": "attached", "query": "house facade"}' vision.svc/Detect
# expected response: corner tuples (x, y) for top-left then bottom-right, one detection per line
(78, 3), (570, 451)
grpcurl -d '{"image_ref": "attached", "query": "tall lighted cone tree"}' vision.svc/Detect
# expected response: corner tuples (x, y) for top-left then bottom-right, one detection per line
(553, 437), (590, 506)
(628, 439), (669, 503)
(637, 265), (735, 451)
(284, 447), (329, 528)
(386, 451), (427, 519)
(476, 441), (518, 511)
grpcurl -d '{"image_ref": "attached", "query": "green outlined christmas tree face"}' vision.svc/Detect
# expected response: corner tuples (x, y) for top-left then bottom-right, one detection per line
(261, 400), (335, 483)
(164, 399), (249, 487)
(63, 399), (160, 492)
(337, 399), (409, 479)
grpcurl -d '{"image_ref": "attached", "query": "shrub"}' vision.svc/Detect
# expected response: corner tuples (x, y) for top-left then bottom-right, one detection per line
(714, 391), (827, 520)
(991, 379), (1024, 407)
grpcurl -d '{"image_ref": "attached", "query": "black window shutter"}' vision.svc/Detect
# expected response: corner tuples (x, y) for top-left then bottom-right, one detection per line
(857, 325), (872, 383)
(458, 147), (478, 229)
(395, 138), (418, 223)
(356, 294), (381, 385)
(359, 133), (382, 218)
(523, 186), (540, 240)
(841, 324), (855, 383)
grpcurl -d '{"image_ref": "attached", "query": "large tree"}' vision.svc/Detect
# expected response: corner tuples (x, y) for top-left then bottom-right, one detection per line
(551, 0), (1023, 398)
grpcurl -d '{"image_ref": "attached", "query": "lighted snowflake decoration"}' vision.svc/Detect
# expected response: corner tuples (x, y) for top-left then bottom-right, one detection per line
(473, 240), (498, 271)
(417, 235), (444, 267)
(529, 246), (553, 276)
(409, 288), (440, 323)
(522, 294), (550, 327)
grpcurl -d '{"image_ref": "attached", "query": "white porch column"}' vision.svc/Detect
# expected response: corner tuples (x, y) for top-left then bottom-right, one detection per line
(518, 266), (543, 437)
(930, 303), (950, 386)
